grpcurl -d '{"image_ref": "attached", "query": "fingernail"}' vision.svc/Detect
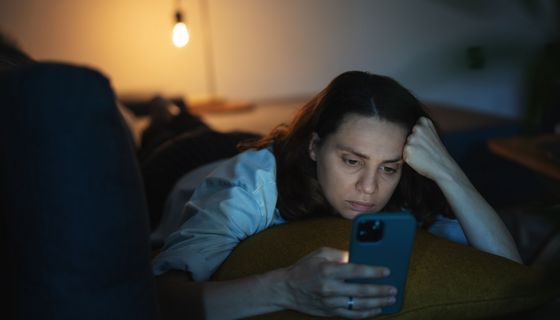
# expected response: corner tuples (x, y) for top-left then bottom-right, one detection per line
(388, 297), (396, 304)
(389, 287), (397, 295)
(383, 268), (391, 276)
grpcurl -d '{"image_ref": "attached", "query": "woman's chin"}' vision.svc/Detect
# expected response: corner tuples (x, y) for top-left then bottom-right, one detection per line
(338, 208), (382, 220)
(339, 210), (364, 220)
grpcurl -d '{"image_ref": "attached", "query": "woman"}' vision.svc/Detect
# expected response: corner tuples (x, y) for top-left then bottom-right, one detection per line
(152, 71), (521, 319)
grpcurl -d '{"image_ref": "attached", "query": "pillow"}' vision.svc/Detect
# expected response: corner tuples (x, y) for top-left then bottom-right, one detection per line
(212, 216), (558, 319)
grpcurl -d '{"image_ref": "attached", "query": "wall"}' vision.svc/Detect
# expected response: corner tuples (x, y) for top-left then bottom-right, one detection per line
(0, 0), (209, 97)
(0, 0), (554, 117)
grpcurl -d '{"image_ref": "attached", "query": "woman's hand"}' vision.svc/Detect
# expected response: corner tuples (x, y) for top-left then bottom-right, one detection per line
(403, 116), (460, 183)
(278, 247), (397, 319)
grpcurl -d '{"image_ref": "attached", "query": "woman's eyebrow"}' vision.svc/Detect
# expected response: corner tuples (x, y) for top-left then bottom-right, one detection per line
(336, 144), (403, 163)
(336, 144), (369, 159)
(384, 158), (404, 164)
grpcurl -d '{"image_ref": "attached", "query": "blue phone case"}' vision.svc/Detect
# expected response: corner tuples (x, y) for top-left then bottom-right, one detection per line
(348, 212), (416, 314)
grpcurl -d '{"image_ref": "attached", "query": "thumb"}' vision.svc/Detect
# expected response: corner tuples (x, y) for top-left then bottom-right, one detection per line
(309, 247), (349, 263)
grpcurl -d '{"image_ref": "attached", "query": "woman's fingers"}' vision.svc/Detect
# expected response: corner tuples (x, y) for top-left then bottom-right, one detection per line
(305, 247), (389, 277)
(283, 247), (398, 318)
(317, 260), (390, 280)
(323, 295), (396, 310)
(404, 116), (456, 181)
(312, 274), (397, 298)
(302, 248), (396, 291)
(326, 281), (397, 298)
(408, 117), (437, 145)
(321, 296), (394, 319)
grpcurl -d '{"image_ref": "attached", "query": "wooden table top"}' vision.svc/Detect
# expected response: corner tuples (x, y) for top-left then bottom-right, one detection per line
(488, 134), (560, 181)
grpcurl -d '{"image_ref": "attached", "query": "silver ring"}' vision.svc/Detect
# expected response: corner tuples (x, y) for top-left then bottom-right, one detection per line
(347, 296), (354, 310)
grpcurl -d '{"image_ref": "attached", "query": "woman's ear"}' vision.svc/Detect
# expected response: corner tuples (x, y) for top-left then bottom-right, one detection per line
(309, 133), (320, 161)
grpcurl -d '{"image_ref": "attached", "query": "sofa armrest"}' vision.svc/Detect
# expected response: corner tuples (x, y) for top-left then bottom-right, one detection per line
(0, 63), (158, 319)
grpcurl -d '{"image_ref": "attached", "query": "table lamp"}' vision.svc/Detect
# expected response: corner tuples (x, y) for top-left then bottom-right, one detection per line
(171, 0), (254, 114)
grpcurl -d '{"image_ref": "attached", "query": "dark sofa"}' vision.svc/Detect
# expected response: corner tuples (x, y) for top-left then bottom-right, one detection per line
(2, 62), (558, 319)
(1, 63), (159, 319)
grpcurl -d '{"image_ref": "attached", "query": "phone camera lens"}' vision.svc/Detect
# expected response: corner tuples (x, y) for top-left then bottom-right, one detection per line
(357, 220), (384, 242)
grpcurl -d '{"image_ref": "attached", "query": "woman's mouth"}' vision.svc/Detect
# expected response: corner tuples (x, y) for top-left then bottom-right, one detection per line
(347, 201), (375, 212)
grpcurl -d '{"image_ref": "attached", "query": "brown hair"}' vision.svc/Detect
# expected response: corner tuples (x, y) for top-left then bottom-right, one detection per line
(240, 71), (451, 227)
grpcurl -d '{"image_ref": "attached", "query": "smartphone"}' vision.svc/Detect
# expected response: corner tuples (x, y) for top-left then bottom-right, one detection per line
(348, 211), (416, 314)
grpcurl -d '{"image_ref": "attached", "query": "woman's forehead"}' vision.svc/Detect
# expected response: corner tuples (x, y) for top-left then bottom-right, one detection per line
(327, 114), (407, 158)
(336, 114), (406, 136)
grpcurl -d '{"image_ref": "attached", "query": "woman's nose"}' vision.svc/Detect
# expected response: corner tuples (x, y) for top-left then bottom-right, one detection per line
(356, 171), (377, 194)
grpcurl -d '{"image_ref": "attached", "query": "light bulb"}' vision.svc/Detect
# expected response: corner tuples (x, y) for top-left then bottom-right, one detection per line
(172, 10), (189, 48)
(172, 22), (190, 47)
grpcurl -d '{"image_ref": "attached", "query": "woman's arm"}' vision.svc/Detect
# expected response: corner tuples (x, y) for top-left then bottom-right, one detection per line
(152, 148), (283, 281)
(156, 270), (206, 319)
(403, 117), (522, 263)
(156, 248), (396, 320)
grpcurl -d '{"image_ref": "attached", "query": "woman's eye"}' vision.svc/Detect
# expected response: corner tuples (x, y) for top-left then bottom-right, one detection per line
(343, 157), (361, 167)
(381, 166), (398, 174)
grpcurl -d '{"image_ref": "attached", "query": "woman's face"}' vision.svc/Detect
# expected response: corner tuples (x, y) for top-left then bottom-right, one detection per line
(309, 114), (408, 220)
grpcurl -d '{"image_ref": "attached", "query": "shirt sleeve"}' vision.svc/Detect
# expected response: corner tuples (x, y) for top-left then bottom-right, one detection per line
(152, 148), (282, 281)
(427, 215), (469, 245)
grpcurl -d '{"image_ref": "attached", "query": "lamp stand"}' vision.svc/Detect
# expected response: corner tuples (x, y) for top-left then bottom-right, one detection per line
(191, 0), (254, 114)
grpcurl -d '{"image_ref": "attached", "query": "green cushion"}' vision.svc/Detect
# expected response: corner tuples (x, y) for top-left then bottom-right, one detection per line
(212, 216), (558, 319)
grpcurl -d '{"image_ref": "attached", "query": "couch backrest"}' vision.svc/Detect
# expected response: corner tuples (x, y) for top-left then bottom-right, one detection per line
(0, 63), (159, 319)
